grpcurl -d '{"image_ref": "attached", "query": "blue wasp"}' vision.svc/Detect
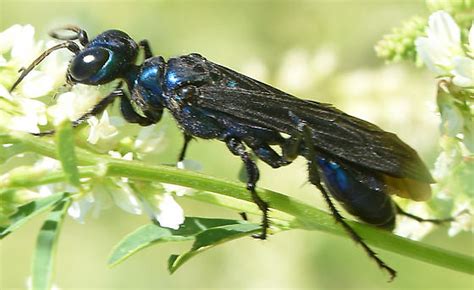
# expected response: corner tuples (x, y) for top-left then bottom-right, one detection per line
(10, 26), (450, 280)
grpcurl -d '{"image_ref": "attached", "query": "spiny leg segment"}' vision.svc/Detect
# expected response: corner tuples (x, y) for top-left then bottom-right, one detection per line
(298, 118), (397, 281)
(226, 137), (269, 239)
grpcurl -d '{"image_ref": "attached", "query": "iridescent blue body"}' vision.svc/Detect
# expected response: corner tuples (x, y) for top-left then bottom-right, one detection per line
(121, 52), (400, 229)
(60, 29), (435, 234)
(317, 157), (395, 228)
(11, 27), (438, 279)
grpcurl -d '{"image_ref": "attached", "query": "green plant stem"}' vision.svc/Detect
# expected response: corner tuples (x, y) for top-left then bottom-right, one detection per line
(2, 132), (474, 275)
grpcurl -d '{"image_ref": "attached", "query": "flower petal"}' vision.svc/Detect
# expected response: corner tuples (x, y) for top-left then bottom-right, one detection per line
(448, 201), (473, 236)
(7, 98), (48, 133)
(10, 25), (37, 63)
(162, 183), (194, 197)
(394, 203), (434, 240)
(415, 37), (446, 74)
(177, 159), (202, 171)
(110, 181), (143, 215)
(451, 56), (474, 87)
(140, 192), (185, 230)
(67, 194), (95, 223)
(48, 84), (102, 125)
(134, 125), (165, 154)
(0, 25), (22, 53)
(156, 194), (184, 229)
(427, 11), (460, 47)
(87, 111), (118, 144)
(0, 84), (13, 100)
(416, 11), (464, 73)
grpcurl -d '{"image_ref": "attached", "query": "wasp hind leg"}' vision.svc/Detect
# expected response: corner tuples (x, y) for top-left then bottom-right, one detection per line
(297, 120), (397, 282)
(395, 204), (461, 224)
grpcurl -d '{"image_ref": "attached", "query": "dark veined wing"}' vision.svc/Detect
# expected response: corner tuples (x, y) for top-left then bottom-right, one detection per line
(193, 61), (434, 187)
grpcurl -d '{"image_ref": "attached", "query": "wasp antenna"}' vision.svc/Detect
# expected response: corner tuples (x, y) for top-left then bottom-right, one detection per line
(49, 25), (89, 46)
(9, 41), (81, 92)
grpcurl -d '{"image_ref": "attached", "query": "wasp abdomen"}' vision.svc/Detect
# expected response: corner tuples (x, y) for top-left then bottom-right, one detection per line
(317, 157), (396, 230)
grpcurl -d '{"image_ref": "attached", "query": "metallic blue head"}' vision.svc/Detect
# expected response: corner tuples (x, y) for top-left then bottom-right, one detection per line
(68, 30), (138, 85)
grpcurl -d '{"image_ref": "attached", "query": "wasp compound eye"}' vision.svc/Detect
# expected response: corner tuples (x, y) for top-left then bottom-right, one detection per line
(69, 48), (110, 81)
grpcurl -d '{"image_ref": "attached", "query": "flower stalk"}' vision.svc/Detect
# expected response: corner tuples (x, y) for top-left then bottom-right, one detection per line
(1, 130), (473, 275)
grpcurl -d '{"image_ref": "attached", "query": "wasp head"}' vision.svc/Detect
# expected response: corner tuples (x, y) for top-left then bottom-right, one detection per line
(10, 26), (139, 92)
(68, 29), (138, 85)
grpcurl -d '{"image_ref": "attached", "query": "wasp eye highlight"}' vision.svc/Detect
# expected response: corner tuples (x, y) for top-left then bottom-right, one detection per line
(69, 48), (110, 81)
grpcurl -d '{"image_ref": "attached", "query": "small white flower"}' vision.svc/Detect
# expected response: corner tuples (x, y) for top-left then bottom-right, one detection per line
(426, 11), (460, 47)
(0, 84), (13, 100)
(0, 25), (38, 67)
(415, 11), (465, 74)
(93, 180), (142, 215)
(48, 84), (103, 125)
(0, 25), (77, 133)
(19, 71), (58, 99)
(394, 203), (434, 241)
(141, 193), (184, 230)
(68, 179), (143, 222)
(34, 156), (61, 172)
(87, 111), (118, 144)
(68, 194), (95, 223)
(122, 152), (134, 161)
(177, 159), (202, 171)
(156, 194), (185, 229)
(108, 181), (143, 215)
(162, 183), (191, 197)
(7, 98), (47, 133)
(433, 151), (451, 181)
(109, 151), (133, 161)
(135, 160), (199, 230)
(451, 56), (474, 87)
(134, 125), (165, 154)
(448, 201), (473, 236)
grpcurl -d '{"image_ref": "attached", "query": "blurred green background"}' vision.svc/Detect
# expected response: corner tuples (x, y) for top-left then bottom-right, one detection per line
(1, 0), (473, 289)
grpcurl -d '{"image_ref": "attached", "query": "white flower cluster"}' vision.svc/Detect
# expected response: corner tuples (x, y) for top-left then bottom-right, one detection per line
(0, 25), (193, 230)
(415, 11), (474, 87)
(395, 10), (474, 239)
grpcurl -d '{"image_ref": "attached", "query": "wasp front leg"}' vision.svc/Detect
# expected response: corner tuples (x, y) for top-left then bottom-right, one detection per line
(32, 87), (125, 136)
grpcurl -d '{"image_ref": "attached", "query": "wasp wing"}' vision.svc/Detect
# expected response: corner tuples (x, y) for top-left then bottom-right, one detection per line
(192, 62), (434, 186)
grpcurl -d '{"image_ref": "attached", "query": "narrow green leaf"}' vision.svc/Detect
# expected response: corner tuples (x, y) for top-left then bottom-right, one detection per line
(168, 223), (260, 273)
(56, 121), (80, 187)
(108, 217), (254, 267)
(0, 192), (70, 239)
(31, 197), (70, 290)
